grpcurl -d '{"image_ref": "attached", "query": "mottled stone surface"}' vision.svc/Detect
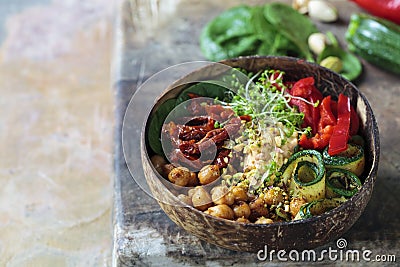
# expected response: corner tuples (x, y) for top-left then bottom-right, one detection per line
(113, 0), (399, 266)
(0, 0), (115, 266)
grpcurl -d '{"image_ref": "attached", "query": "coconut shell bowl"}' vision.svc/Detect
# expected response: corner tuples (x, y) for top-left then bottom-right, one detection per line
(140, 56), (379, 252)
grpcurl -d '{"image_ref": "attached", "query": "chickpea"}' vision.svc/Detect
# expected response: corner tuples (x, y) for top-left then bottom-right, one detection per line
(230, 186), (248, 202)
(233, 201), (251, 219)
(249, 197), (269, 222)
(168, 167), (191, 186)
(186, 172), (199, 187)
(198, 165), (220, 185)
(263, 187), (284, 206)
(255, 217), (274, 224)
(150, 155), (167, 175)
(236, 217), (251, 224)
(162, 164), (175, 178)
(210, 185), (235, 205)
(187, 188), (196, 198)
(191, 186), (212, 211)
(205, 204), (234, 220)
(177, 194), (192, 206)
(289, 197), (307, 217)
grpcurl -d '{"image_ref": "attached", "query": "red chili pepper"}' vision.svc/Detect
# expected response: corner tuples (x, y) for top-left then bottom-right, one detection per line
(328, 94), (351, 156)
(351, 0), (400, 25)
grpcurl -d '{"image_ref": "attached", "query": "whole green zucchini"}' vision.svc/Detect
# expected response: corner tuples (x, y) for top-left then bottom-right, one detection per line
(345, 13), (400, 74)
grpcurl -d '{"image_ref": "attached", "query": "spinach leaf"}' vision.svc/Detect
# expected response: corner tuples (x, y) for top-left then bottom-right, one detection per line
(147, 98), (176, 156)
(251, 6), (278, 55)
(251, 6), (298, 56)
(317, 32), (362, 81)
(221, 35), (261, 59)
(176, 82), (230, 105)
(200, 5), (255, 61)
(264, 3), (318, 61)
(200, 3), (318, 61)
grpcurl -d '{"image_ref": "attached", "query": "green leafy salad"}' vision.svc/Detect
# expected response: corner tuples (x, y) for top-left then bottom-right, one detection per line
(200, 2), (362, 81)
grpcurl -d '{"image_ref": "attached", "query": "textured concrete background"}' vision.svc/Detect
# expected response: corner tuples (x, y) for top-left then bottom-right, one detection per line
(0, 0), (50, 42)
(0, 0), (115, 266)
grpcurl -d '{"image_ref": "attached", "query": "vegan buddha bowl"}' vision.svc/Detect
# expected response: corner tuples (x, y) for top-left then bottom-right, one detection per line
(140, 56), (379, 252)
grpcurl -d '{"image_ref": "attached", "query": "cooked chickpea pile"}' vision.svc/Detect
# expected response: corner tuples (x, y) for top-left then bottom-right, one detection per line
(151, 155), (307, 224)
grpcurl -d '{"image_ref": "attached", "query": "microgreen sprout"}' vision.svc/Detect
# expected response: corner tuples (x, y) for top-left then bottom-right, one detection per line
(220, 68), (308, 190)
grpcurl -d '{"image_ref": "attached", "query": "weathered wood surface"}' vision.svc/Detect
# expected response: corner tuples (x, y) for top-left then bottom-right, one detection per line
(112, 1), (400, 266)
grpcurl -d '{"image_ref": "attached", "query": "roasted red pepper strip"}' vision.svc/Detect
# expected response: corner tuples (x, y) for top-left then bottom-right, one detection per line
(318, 95), (336, 131)
(309, 94), (321, 135)
(349, 105), (360, 136)
(351, 0), (400, 25)
(299, 124), (334, 150)
(328, 94), (351, 156)
(290, 77), (314, 97)
(289, 77), (323, 134)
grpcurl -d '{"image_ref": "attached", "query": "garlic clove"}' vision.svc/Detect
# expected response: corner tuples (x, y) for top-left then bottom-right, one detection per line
(308, 32), (328, 55)
(292, 0), (310, 14)
(308, 0), (338, 23)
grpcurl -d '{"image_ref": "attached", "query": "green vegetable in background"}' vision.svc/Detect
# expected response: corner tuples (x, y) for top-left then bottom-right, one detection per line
(200, 3), (316, 62)
(200, 2), (363, 81)
(318, 32), (362, 81)
(200, 5), (257, 61)
(263, 3), (318, 61)
(346, 13), (400, 75)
